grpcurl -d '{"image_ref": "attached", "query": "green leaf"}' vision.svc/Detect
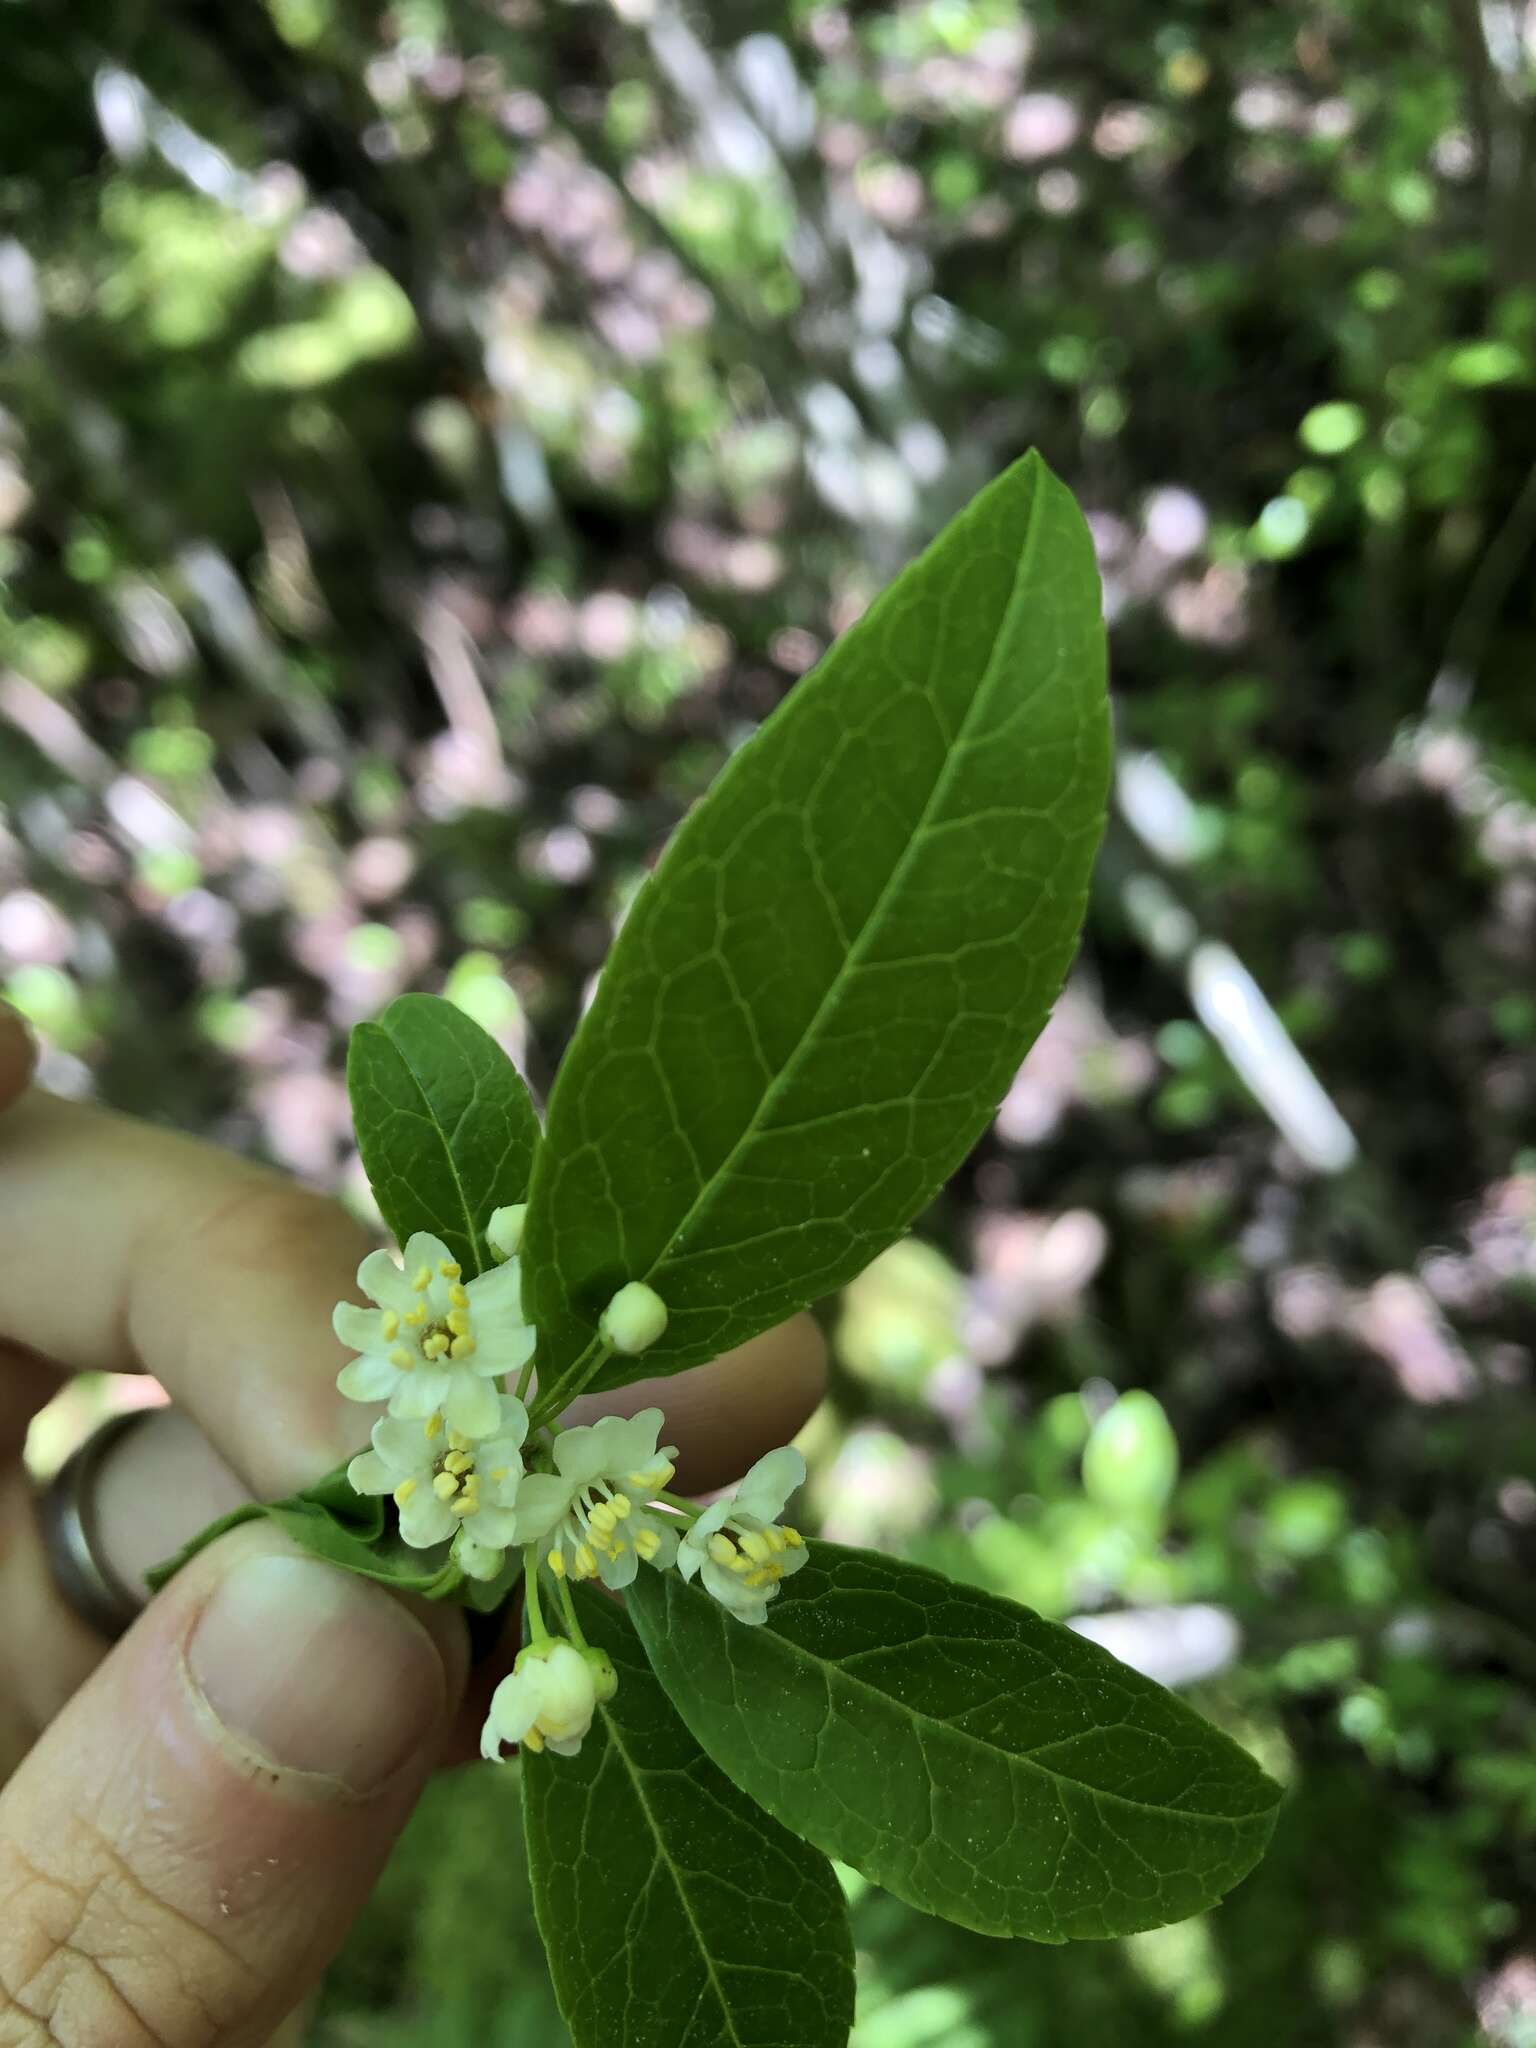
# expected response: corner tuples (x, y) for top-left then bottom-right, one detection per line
(628, 1543), (1282, 1943)
(523, 1587), (854, 2048)
(145, 1461), (457, 1600)
(348, 992), (541, 1278)
(525, 452), (1109, 1395)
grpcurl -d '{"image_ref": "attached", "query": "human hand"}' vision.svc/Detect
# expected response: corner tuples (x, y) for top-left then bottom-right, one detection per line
(0, 1006), (825, 2047)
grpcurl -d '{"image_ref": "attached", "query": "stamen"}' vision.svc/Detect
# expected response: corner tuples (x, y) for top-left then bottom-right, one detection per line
(588, 1503), (617, 1536)
(404, 1305), (428, 1328)
(547, 1548), (566, 1577)
(422, 1333), (450, 1361)
(707, 1534), (738, 1568)
(573, 1543), (599, 1579)
(438, 1259), (461, 1280)
(412, 1265), (432, 1292)
(432, 1472), (460, 1501)
(764, 1526), (787, 1553)
(608, 1493), (632, 1519)
(394, 1479), (418, 1506)
(447, 1308), (472, 1338)
(739, 1531), (772, 1564)
(635, 1528), (660, 1561)
(449, 1335), (476, 1360)
(781, 1527), (804, 1548)
(443, 1451), (473, 1475)
(448, 1283), (470, 1310)
(449, 1496), (479, 1517)
(425, 1413), (444, 1440)
(389, 1346), (416, 1371)
(380, 1311), (400, 1340)
(448, 1431), (470, 1453)
(521, 1726), (545, 1753)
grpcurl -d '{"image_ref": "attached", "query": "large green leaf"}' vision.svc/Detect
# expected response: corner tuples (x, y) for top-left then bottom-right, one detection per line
(628, 1543), (1282, 1943)
(348, 992), (541, 1278)
(522, 1587), (854, 2048)
(524, 451), (1110, 1396)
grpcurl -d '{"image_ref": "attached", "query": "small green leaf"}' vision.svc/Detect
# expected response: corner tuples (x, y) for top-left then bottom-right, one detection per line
(523, 1588), (854, 2048)
(145, 1461), (456, 1600)
(348, 992), (541, 1277)
(526, 452), (1110, 1395)
(628, 1543), (1281, 1943)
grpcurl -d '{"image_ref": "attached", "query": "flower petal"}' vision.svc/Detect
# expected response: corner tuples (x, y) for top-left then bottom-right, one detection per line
(445, 1373), (502, 1441)
(597, 1544), (639, 1591)
(399, 1491), (458, 1549)
(373, 1416), (432, 1471)
(346, 1450), (394, 1496)
(389, 1370), (449, 1420)
(511, 1473), (575, 1542)
(401, 1231), (454, 1278)
(338, 1353), (399, 1402)
(358, 1249), (416, 1313)
(469, 1504), (518, 1548)
(332, 1301), (386, 1353)
(551, 1424), (611, 1489)
(734, 1445), (806, 1524)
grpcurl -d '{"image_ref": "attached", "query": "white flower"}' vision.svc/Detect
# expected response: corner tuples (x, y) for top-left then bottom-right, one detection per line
(676, 1446), (808, 1624)
(486, 1204), (527, 1261)
(481, 1640), (610, 1760)
(599, 1280), (668, 1355)
(346, 1395), (529, 1579)
(512, 1407), (681, 1590)
(333, 1228), (536, 1439)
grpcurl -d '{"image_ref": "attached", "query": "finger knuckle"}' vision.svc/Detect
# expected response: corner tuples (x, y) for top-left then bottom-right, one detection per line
(0, 1828), (248, 2048)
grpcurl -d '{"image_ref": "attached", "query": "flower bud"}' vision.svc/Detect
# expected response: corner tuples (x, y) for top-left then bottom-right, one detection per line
(581, 1646), (619, 1703)
(487, 1203), (527, 1260)
(600, 1280), (669, 1355)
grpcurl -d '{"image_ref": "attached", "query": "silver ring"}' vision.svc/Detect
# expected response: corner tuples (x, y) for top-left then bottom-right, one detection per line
(35, 1410), (152, 1642)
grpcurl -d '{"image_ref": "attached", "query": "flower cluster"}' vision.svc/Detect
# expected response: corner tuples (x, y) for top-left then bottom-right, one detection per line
(332, 1208), (808, 1761)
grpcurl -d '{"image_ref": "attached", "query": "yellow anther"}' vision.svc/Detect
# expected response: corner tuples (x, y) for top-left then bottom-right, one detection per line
(404, 1304), (428, 1328)
(447, 1308), (472, 1338)
(609, 1493), (632, 1519)
(707, 1534), (738, 1568)
(389, 1346), (415, 1371)
(781, 1526), (804, 1548)
(449, 1283), (470, 1310)
(635, 1528), (661, 1561)
(412, 1265), (432, 1292)
(744, 1566), (781, 1589)
(448, 1431), (470, 1453)
(739, 1531), (772, 1564)
(443, 1451), (473, 1476)
(461, 1472), (481, 1494)
(380, 1310), (400, 1340)
(573, 1543), (598, 1579)
(450, 1335), (476, 1360)
(425, 1413), (444, 1440)
(588, 1503), (617, 1536)
(629, 1460), (676, 1495)
(764, 1526), (787, 1553)
(521, 1726), (545, 1754)
(438, 1258), (461, 1280)
(433, 1472), (460, 1501)
(423, 1333), (450, 1361)
(611, 1538), (628, 1556)
(547, 1548), (567, 1577)
(393, 1478), (418, 1507)
(449, 1495), (479, 1517)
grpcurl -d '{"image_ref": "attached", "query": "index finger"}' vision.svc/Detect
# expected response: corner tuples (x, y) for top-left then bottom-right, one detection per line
(0, 1092), (368, 1495)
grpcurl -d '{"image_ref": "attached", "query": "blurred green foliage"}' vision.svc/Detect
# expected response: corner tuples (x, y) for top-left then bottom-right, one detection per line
(3, 0), (1535, 2043)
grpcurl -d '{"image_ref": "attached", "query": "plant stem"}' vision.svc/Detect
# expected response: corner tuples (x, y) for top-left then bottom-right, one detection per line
(553, 1570), (588, 1646)
(528, 1331), (616, 1430)
(522, 1545), (547, 1641)
(654, 1488), (702, 1519)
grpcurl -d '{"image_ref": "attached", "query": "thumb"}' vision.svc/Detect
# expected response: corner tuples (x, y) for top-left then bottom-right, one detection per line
(0, 1524), (467, 2047)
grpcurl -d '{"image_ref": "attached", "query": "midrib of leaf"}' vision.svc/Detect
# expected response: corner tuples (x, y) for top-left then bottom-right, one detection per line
(596, 1704), (750, 2048)
(601, 469), (1053, 1319)
(381, 1026), (486, 1269)
(726, 1614), (1261, 1827)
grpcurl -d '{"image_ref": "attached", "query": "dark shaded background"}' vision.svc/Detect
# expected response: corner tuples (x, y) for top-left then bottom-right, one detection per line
(3, 1), (1534, 2041)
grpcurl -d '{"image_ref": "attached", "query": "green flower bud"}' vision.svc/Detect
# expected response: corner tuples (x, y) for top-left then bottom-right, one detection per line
(486, 1203), (527, 1260)
(600, 1280), (669, 1355)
